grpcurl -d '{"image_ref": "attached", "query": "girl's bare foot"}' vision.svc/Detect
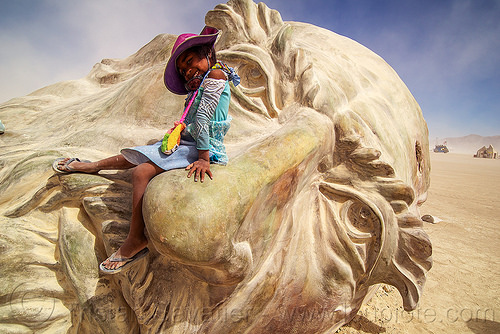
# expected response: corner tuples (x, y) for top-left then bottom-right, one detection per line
(100, 235), (149, 272)
(56, 158), (100, 173)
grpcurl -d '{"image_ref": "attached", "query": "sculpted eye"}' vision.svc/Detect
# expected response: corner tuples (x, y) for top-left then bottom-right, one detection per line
(217, 49), (279, 117)
(342, 200), (378, 238)
(249, 67), (262, 79)
(339, 199), (382, 267)
(347, 202), (376, 234)
(236, 62), (266, 95)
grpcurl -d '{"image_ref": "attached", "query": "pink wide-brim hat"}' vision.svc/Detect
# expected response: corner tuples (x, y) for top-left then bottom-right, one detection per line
(164, 26), (219, 95)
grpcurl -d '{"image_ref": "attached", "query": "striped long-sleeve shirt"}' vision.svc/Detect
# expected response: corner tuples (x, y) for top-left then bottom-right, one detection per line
(184, 76), (232, 164)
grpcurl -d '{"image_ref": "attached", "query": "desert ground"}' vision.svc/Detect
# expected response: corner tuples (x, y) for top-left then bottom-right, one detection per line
(338, 152), (500, 334)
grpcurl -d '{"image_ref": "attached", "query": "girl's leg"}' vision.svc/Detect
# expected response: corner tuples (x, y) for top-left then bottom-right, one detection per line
(57, 154), (135, 173)
(101, 161), (164, 270)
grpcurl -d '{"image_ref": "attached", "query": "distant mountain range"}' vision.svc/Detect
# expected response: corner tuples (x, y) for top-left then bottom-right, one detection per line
(432, 135), (500, 154)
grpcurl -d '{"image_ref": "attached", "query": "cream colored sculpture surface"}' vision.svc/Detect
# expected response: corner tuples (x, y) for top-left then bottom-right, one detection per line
(0, 0), (431, 333)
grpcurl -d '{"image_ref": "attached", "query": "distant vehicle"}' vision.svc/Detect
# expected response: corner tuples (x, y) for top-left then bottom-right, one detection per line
(433, 144), (449, 153)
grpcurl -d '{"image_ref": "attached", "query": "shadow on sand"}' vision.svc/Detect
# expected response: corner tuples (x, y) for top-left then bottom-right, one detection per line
(466, 319), (500, 334)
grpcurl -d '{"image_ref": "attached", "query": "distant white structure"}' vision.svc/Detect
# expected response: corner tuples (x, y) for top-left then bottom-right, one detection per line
(474, 145), (498, 159)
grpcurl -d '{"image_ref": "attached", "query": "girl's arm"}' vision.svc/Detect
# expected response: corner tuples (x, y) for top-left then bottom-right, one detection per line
(186, 69), (227, 182)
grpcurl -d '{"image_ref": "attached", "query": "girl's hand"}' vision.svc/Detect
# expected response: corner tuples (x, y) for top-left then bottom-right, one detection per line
(186, 158), (213, 182)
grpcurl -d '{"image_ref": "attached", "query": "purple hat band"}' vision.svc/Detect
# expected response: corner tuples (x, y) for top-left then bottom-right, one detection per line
(164, 27), (219, 95)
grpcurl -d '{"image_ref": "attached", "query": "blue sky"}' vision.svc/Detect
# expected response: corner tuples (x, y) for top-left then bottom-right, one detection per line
(0, 0), (498, 139)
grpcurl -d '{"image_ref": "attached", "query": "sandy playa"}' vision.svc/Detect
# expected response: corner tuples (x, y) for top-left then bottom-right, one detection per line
(338, 153), (500, 333)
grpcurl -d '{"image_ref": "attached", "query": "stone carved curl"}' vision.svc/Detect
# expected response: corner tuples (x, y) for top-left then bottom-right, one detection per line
(0, 0), (431, 333)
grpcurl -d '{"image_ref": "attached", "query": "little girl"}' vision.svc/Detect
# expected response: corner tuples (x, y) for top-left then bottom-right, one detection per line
(53, 26), (239, 274)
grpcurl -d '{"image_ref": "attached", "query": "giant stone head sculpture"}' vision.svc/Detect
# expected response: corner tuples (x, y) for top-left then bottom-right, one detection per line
(142, 0), (432, 332)
(0, 0), (431, 333)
